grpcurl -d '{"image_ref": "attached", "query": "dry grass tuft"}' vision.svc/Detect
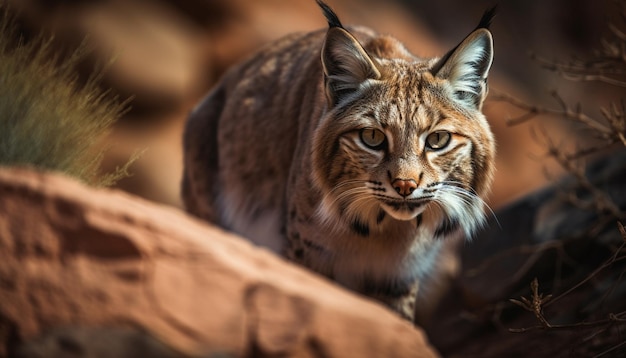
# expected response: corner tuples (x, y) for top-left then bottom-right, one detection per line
(0, 5), (133, 186)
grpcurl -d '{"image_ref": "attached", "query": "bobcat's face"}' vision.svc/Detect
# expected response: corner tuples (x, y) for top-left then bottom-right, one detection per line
(312, 24), (495, 239)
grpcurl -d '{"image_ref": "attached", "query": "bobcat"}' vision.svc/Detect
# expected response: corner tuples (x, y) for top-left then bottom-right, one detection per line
(182, 0), (495, 321)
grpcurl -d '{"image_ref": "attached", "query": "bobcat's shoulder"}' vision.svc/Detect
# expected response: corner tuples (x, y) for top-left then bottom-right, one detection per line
(182, 1), (496, 322)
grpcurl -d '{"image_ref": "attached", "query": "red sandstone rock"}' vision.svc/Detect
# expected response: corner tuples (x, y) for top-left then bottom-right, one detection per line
(0, 167), (438, 357)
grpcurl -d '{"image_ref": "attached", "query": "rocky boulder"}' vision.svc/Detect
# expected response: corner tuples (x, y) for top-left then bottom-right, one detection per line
(0, 167), (438, 358)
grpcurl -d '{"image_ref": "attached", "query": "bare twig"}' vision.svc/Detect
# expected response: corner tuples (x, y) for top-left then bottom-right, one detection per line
(546, 241), (626, 308)
(510, 311), (626, 333)
(619, 221), (626, 242)
(594, 338), (626, 357)
(490, 89), (614, 135)
(465, 240), (577, 283)
(510, 278), (553, 329)
(537, 129), (624, 219)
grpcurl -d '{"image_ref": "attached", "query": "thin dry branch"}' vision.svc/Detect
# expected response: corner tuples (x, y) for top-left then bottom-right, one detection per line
(601, 102), (626, 145)
(527, 15), (626, 89)
(595, 339), (626, 358)
(465, 240), (578, 289)
(509, 278), (553, 329)
(536, 129), (624, 219)
(509, 311), (626, 333)
(545, 239), (626, 307)
(490, 89), (614, 136)
(532, 52), (626, 87)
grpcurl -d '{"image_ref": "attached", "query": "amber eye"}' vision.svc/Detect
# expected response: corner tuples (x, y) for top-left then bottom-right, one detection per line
(359, 128), (386, 150)
(425, 131), (451, 150)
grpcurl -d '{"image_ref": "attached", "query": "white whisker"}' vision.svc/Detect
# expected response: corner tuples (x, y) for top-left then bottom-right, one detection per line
(436, 181), (500, 228)
(424, 180), (497, 239)
(316, 178), (380, 229)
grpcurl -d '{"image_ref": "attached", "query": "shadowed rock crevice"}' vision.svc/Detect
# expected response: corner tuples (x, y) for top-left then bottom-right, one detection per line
(16, 326), (186, 358)
(244, 284), (314, 357)
(0, 312), (20, 358)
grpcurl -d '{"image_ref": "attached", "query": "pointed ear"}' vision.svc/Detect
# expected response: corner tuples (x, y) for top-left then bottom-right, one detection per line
(321, 27), (381, 106)
(431, 28), (493, 109)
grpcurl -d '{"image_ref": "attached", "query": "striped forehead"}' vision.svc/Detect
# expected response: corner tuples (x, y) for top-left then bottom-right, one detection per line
(372, 66), (444, 135)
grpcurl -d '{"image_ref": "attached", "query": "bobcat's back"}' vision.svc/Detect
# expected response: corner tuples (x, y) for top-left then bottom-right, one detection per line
(182, 30), (322, 251)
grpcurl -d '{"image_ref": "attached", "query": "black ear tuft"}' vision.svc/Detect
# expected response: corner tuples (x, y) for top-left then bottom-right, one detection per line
(316, 0), (343, 28)
(476, 5), (497, 30)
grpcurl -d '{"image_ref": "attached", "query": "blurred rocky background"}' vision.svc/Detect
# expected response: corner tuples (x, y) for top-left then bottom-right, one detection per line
(2, 1), (626, 357)
(3, 0), (617, 209)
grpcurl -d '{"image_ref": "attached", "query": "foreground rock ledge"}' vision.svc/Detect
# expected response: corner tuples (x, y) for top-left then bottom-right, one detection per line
(0, 167), (437, 358)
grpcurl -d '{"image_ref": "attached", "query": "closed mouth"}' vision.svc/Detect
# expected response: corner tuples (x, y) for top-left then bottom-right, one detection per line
(375, 195), (433, 212)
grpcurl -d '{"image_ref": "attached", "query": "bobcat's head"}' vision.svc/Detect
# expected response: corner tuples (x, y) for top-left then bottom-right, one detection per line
(312, 1), (496, 240)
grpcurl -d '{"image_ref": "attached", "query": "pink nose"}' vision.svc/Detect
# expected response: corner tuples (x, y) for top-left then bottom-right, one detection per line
(391, 178), (417, 197)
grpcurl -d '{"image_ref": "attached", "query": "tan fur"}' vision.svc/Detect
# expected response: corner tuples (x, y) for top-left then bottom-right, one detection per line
(182, 1), (495, 322)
